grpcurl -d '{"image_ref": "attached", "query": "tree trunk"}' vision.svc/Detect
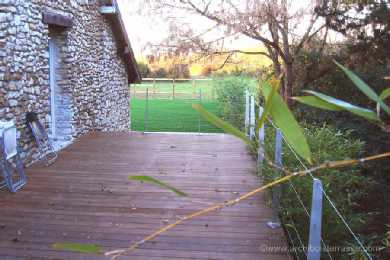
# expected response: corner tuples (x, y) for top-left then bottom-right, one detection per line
(284, 61), (293, 105)
(280, 0), (292, 105)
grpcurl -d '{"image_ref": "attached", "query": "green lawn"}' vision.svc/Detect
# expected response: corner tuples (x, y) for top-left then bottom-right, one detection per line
(131, 80), (215, 100)
(130, 98), (223, 133)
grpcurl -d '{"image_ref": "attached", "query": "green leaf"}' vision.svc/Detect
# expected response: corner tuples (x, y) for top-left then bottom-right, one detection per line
(305, 90), (380, 121)
(376, 88), (390, 116)
(334, 61), (390, 115)
(261, 82), (312, 164)
(257, 81), (279, 131)
(192, 104), (254, 150)
(128, 175), (187, 197)
(292, 96), (343, 111)
(379, 88), (390, 101)
(52, 243), (102, 254)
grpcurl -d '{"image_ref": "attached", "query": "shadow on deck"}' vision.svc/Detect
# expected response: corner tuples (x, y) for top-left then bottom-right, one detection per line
(0, 132), (289, 260)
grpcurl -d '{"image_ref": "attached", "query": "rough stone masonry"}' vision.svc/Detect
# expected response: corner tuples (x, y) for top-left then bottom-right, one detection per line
(0, 0), (139, 164)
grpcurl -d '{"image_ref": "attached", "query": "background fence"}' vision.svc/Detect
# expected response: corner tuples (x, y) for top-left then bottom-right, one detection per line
(132, 78), (215, 100)
(245, 90), (373, 260)
(130, 78), (225, 133)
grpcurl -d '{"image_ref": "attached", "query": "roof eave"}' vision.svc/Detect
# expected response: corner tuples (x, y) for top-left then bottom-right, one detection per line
(101, 0), (141, 84)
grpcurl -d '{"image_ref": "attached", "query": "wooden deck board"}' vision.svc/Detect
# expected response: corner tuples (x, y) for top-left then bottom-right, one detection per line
(0, 132), (289, 259)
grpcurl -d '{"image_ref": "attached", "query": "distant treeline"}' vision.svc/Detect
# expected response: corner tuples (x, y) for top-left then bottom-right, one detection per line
(137, 62), (191, 79)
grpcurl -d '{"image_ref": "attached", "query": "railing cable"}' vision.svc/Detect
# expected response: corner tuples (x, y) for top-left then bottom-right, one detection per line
(284, 219), (301, 260)
(288, 217), (308, 257)
(270, 119), (373, 260)
(288, 180), (333, 260)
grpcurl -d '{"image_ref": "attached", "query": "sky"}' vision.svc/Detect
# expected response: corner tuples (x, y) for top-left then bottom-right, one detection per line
(117, 0), (342, 57)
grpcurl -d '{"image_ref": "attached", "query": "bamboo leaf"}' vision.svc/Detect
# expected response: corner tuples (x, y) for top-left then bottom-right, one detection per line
(192, 104), (254, 149)
(334, 61), (390, 115)
(257, 81), (279, 131)
(292, 96), (343, 111)
(128, 176), (187, 197)
(261, 83), (312, 164)
(305, 90), (380, 121)
(379, 88), (390, 101)
(52, 243), (102, 254)
(377, 88), (390, 116)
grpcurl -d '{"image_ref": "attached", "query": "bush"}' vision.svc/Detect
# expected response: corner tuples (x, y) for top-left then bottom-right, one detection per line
(293, 43), (390, 258)
(213, 76), (254, 130)
(137, 62), (151, 78)
(262, 124), (373, 259)
(292, 39), (389, 108)
(201, 65), (213, 77)
(150, 68), (168, 78)
(167, 64), (190, 79)
(213, 66), (270, 78)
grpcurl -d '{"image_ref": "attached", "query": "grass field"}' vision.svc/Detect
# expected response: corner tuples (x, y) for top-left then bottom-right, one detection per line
(129, 78), (256, 133)
(130, 98), (223, 133)
(131, 80), (215, 100)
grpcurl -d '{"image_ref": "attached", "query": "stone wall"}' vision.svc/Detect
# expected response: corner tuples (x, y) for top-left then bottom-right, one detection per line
(0, 0), (130, 164)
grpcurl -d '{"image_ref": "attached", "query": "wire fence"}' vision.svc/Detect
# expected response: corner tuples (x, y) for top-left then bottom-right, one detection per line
(130, 79), (229, 133)
(131, 78), (216, 100)
(131, 81), (373, 259)
(278, 122), (372, 259)
(244, 90), (374, 260)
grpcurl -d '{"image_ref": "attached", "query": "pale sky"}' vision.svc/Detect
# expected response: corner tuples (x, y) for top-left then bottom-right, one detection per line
(117, 0), (343, 57)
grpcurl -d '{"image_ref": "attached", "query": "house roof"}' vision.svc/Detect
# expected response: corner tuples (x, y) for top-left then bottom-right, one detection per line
(100, 0), (141, 83)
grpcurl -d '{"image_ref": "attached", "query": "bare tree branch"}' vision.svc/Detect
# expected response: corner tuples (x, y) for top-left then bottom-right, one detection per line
(141, 0), (327, 101)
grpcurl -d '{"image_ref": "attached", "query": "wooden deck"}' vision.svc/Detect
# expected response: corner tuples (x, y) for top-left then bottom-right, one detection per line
(0, 132), (289, 260)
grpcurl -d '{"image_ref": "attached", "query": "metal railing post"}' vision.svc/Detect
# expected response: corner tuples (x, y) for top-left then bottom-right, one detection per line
(307, 178), (323, 260)
(144, 88), (149, 132)
(267, 128), (282, 229)
(198, 89), (202, 134)
(192, 79), (196, 99)
(172, 78), (175, 100)
(245, 90), (249, 136)
(153, 78), (156, 96)
(258, 106), (265, 174)
(249, 95), (255, 140)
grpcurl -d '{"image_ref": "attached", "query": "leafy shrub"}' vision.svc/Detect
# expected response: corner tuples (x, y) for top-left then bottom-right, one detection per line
(201, 65), (213, 77)
(167, 64), (190, 79)
(292, 38), (389, 109)
(293, 53), (390, 258)
(150, 68), (168, 78)
(213, 76), (254, 130)
(262, 123), (373, 259)
(137, 62), (151, 78)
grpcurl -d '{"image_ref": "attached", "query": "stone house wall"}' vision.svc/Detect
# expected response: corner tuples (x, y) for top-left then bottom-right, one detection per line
(0, 0), (131, 164)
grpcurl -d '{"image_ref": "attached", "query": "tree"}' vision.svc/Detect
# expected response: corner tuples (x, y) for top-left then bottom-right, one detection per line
(141, 0), (327, 102)
(315, 0), (390, 63)
(201, 65), (212, 77)
(137, 62), (151, 78)
(150, 67), (168, 78)
(167, 63), (191, 78)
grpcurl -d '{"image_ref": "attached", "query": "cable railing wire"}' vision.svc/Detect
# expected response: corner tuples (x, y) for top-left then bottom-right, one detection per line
(288, 217), (308, 257)
(283, 135), (372, 260)
(288, 179), (333, 260)
(284, 220), (301, 260)
(267, 118), (373, 260)
(136, 87), (372, 259)
(264, 118), (334, 259)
